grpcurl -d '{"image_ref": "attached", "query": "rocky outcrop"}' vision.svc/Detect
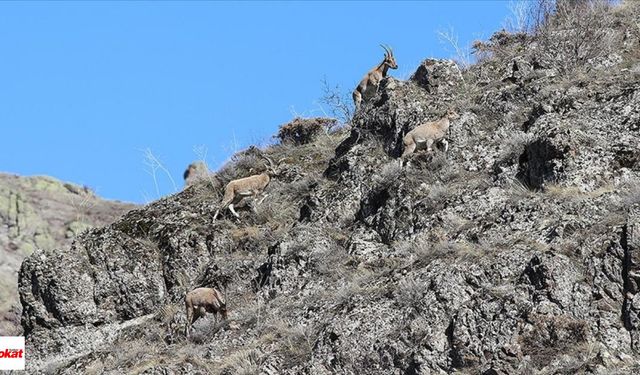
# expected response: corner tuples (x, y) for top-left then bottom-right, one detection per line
(183, 161), (211, 187)
(0, 173), (134, 335)
(17, 3), (640, 374)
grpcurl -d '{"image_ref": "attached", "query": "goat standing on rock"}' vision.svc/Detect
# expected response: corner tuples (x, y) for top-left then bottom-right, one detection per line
(402, 109), (460, 158)
(185, 287), (228, 337)
(353, 44), (398, 111)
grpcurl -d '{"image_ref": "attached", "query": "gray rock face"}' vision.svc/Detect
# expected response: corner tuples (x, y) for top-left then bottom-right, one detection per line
(0, 173), (134, 336)
(411, 58), (464, 94)
(17, 4), (640, 374)
(183, 161), (211, 187)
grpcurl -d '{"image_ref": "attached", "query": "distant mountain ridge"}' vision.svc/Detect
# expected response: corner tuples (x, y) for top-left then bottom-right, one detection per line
(0, 172), (135, 335)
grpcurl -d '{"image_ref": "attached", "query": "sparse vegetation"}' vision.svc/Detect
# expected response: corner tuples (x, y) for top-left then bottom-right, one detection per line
(18, 2), (640, 374)
(276, 117), (337, 146)
(473, 0), (621, 75)
(318, 78), (354, 125)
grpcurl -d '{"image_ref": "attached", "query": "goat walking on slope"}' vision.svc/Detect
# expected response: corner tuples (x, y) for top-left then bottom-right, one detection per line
(213, 150), (279, 221)
(353, 44), (398, 111)
(185, 287), (228, 337)
(402, 109), (460, 158)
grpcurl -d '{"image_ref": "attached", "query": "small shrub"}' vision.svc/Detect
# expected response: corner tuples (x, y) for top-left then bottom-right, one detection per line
(372, 161), (402, 190)
(318, 78), (354, 125)
(532, 0), (620, 73)
(271, 321), (315, 368)
(219, 348), (265, 375)
(231, 226), (267, 253)
(505, 177), (539, 204)
(521, 313), (590, 367)
(395, 278), (426, 313)
(276, 117), (337, 146)
(499, 131), (536, 165)
(399, 237), (486, 268)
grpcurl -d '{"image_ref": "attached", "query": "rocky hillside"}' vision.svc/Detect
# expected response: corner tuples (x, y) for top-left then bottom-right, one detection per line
(18, 2), (640, 374)
(0, 173), (135, 336)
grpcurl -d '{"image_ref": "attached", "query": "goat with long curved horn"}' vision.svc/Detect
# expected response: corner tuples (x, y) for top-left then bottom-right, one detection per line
(381, 44), (393, 56)
(353, 44), (398, 111)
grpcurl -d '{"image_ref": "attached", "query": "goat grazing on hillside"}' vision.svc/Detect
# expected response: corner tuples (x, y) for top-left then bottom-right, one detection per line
(213, 152), (279, 220)
(402, 109), (460, 158)
(185, 287), (228, 337)
(353, 44), (398, 111)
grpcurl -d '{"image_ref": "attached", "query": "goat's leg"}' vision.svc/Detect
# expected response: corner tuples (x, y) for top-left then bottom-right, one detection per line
(214, 196), (233, 221)
(249, 192), (261, 213)
(426, 139), (435, 153)
(353, 90), (362, 111)
(441, 139), (449, 153)
(186, 305), (203, 337)
(191, 307), (205, 328)
(185, 307), (192, 337)
(402, 141), (416, 158)
(228, 204), (240, 218)
(257, 193), (269, 205)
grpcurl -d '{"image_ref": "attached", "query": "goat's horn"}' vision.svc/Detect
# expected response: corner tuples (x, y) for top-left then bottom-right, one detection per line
(259, 153), (275, 169)
(380, 44), (390, 56)
(384, 44), (394, 56)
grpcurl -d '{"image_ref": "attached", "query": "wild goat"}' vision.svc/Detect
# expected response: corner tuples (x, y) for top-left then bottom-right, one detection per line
(402, 109), (460, 157)
(213, 152), (279, 220)
(353, 44), (398, 111)
(185, 287), (228, 337)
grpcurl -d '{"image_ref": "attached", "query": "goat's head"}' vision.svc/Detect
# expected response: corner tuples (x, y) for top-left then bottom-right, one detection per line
(258, 153), (287, 177)
(446, 109), (460, 120)
(219, 305), (229, 320)
(380, 44), (398, 70)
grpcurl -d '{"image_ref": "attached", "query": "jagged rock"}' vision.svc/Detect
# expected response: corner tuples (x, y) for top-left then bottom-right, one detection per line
(277, 117), (337, 146)
(411, 58), (463, 94)
(16, 4), (640, 374)
(0, 173), (134, 336)
(183, 161), (211, 187)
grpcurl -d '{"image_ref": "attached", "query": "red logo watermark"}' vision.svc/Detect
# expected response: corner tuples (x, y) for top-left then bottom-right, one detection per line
(0, 349), (23, 358)
(0, 337), (25, 370)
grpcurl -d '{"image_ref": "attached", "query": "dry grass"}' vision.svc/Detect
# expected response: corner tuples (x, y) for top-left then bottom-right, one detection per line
(276, 117), (337, 146)
(261, 320), (315, 369)
(218, 348), (265, 375)
(505, 178), (540, 203)
(230, 226), (268, 254)
(470, 0), (625, 78)
(394, 278), (427, 313)
(371, 161), (402, 191)
(543, 183), (616, 201)
(498, 131), (536, 164)
(520, 313), (591, 369)
(396, 237), (488, 270)
(536, 0), (620, 74)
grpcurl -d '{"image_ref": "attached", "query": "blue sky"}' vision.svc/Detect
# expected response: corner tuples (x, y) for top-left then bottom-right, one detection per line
(0, 1), (514, 203)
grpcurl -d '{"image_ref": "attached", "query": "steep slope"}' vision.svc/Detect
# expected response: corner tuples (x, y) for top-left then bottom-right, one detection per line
(19, 2), (640, 374)
(0, 173), (135, 335)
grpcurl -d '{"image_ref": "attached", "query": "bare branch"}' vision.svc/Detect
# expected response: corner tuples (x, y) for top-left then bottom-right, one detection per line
(318, 77), (353, 126)
(143, 148), (178, 198)
(436, 27), (473, 69)
(504, 0), (529, 33)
